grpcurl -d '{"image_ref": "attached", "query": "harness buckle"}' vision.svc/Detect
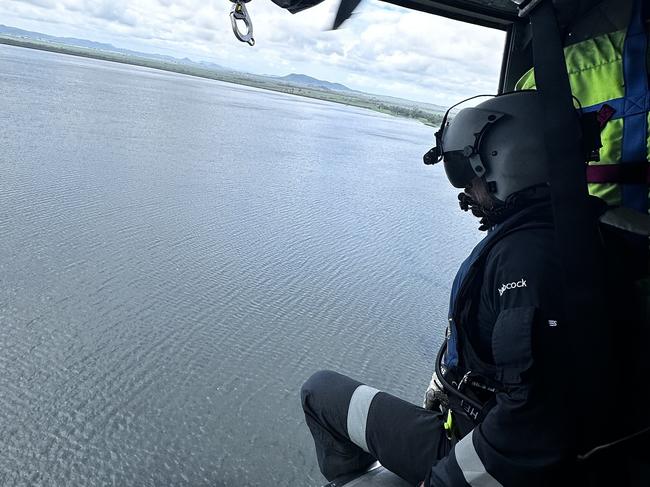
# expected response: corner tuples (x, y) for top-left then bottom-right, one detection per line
(230, 0), (255, 46)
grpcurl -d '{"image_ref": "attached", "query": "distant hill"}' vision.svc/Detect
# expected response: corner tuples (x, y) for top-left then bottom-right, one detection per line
(0, 24), (446, 125)
(369, 93), (447, 115)
(276, 73), (351, 92)
(0, 24), (226, 71)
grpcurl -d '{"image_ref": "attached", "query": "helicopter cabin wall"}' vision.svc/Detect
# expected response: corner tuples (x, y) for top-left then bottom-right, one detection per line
(498, 20), (533, 93)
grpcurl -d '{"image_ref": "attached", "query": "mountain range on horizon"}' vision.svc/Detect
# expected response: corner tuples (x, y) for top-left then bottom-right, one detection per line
(0, 24), (229, 72)
(274, 73), (351, 92)
(0, 24), (358, 94)
(0, 24), (447, 113)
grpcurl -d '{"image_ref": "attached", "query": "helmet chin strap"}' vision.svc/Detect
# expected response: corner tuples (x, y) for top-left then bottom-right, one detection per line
(458, 192), (478, 213)
(458, 191), (535, 231)
(458, 192), (498, 231)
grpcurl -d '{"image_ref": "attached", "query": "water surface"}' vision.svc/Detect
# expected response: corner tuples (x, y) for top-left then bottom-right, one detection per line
(0, 44), (481, 486)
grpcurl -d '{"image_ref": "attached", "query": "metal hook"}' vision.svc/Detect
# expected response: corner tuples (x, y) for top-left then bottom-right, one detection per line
(230, 0), (255, 46)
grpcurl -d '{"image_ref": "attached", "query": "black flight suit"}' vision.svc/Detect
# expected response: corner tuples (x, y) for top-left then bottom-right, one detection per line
(301, 201), (576, 486)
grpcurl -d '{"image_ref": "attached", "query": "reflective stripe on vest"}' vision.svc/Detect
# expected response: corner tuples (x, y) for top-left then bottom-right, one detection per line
(516, 0), (650, 211)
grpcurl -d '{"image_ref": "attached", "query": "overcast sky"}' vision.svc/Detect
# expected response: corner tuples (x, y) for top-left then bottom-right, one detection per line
(0, 0), (506, 105)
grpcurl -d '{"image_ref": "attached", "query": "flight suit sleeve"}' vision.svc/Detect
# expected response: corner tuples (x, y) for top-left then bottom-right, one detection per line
(426, 233), (573, 486)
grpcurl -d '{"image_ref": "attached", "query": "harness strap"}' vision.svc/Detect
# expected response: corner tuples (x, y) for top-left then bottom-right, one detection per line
(621, 0), (649, 213)
(582, 96), (650, 121)
(445, 227), (502, 368)
(528, 0), (610, 451)
(586, 162), (650, 184)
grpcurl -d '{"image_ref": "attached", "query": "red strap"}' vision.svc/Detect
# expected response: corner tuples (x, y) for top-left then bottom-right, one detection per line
(586, 163), (650, 184)
(596, 104), (616, 129)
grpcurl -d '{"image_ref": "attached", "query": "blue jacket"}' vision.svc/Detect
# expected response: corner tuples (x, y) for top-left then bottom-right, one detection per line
(428, 202), (575, 486)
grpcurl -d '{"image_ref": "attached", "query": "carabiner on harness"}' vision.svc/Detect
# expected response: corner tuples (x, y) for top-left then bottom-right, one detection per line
(443, 409), (454, 440)
(230, 0), (255, 46)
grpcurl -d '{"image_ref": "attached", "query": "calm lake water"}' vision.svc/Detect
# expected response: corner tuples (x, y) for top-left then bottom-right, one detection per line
(0, 44), (481, 486)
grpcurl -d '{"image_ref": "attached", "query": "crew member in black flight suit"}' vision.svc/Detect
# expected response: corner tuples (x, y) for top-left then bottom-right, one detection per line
(300, 91), (599, 486)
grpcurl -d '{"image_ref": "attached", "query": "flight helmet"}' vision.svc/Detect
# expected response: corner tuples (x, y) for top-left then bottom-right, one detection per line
(424, 91), (550, 203)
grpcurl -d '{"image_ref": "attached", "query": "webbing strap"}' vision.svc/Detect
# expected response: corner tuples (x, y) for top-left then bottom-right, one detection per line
(586, 162), (650, 183)
(445, 228), (502, 368)
(581, 96), (650, 120)
(528, 0), (609, 450)
(621, 0), (649, 212)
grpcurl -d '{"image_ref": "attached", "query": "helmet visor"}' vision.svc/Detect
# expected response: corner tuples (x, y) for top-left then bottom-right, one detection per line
(440, 107), (504, 188)
(443, 150), (478, 188)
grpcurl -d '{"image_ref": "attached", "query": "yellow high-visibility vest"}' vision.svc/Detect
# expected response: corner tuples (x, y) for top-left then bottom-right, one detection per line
(516, 0), (650, 212)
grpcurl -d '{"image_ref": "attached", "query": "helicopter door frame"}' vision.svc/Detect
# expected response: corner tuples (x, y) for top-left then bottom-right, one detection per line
(498, 20), (533, 93)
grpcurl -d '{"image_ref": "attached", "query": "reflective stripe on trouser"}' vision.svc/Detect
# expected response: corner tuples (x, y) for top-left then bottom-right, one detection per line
(301, 370), (450, 485)
(346, 385), (380, 452)
(455, 430), (503, 487)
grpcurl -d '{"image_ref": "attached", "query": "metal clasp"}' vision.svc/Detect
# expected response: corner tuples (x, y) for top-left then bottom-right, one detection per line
(458, 370), (472, 391)
(230, 0), (255, 46)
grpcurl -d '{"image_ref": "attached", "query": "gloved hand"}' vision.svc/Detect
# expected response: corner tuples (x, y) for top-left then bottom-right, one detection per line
(422, 370), (449, 412)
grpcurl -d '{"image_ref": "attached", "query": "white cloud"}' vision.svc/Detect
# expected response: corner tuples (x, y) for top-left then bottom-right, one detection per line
(0, 0), (505, 105)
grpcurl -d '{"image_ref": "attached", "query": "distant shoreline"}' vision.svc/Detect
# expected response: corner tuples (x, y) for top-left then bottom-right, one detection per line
(0, 36), (442, 127)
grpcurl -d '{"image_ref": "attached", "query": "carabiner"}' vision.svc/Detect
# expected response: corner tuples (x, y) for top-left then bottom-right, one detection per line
(230, 0), (255, 46)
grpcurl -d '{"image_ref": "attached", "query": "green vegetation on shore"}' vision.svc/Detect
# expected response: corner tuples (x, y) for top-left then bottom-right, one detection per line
(0, 35), (444, 127)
